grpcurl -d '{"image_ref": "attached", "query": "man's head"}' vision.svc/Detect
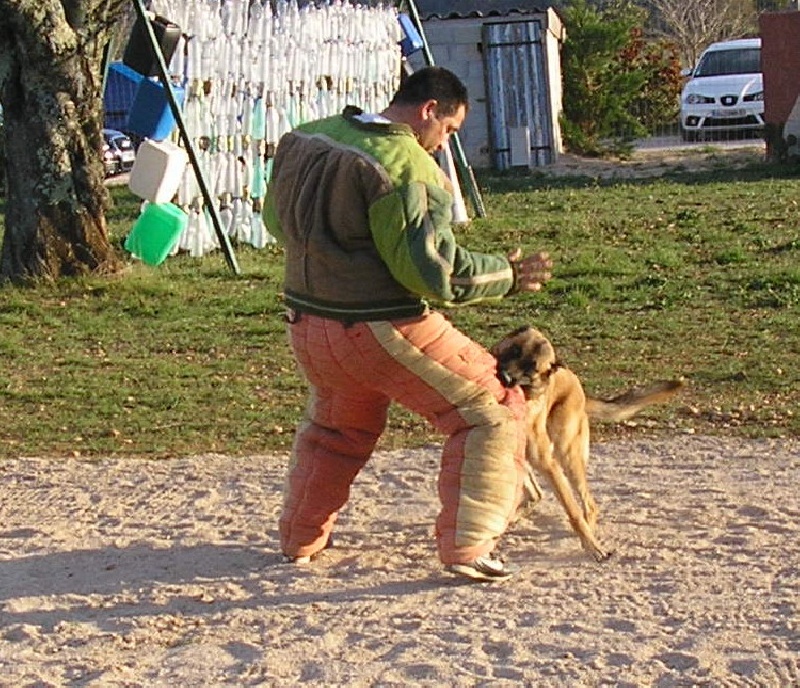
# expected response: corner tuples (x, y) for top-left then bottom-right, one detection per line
(383, 67), (469, 153)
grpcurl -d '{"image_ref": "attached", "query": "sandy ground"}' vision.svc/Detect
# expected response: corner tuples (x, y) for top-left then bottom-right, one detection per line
(543, 144), (765, 180)
(1, 434), (798, 687)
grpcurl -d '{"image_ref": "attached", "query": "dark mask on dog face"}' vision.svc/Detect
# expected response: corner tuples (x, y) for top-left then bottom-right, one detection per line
(493, 327), (559, 390)
(495, 344), (529, 387)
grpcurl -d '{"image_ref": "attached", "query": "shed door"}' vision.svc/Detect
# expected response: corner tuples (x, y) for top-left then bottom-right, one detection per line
(483, 20), (554, 168)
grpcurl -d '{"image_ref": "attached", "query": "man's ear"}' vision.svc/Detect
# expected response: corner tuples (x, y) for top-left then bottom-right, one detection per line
(420, 99), (438, 121)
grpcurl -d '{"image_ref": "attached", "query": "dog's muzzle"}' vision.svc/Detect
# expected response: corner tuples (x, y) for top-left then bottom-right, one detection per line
(497, 369), (514, 387)
(497, 368), (523, 388)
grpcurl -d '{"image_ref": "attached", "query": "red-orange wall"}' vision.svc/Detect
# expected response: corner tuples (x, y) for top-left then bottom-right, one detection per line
(759, 11), (800, 124)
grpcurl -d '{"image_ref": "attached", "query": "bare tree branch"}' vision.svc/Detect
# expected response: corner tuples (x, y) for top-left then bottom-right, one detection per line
(648, 0), (758, 66)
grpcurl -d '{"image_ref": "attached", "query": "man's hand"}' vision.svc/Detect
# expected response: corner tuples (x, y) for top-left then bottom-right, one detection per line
(508, 248), (553, 293)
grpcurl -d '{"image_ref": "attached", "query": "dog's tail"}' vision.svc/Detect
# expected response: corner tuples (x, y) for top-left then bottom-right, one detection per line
(586, 379), (684, 422)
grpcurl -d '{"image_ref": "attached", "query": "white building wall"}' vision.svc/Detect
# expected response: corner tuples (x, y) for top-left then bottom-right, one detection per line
(409, 18), (491, 166)
(408, 10), (564, 169)
(544, 12), (566, 155)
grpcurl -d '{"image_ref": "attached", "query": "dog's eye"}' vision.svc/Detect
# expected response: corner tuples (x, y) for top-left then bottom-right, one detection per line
(496, 344), (521, 366)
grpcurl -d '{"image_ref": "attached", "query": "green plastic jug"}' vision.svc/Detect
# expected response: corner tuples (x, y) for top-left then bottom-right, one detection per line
(124, 202), (187, 266)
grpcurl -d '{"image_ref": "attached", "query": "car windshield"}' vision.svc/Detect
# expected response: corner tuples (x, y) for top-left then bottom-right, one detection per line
(694, 48), (760, 77)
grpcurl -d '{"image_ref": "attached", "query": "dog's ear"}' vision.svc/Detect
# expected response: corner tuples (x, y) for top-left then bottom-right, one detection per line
(490, 325), (531, 357)
(530, 339), (557, 374)
(489, 338), (509, 357)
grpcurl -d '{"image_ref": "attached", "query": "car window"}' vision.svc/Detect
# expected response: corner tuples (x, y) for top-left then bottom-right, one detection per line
(695, 48), (761, 77)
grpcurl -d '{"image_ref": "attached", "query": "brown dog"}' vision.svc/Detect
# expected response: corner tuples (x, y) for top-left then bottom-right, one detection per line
(492, 325), (683, 562)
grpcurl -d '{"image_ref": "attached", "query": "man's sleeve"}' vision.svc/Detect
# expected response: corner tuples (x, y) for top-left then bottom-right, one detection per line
(368, 180), (514, 305)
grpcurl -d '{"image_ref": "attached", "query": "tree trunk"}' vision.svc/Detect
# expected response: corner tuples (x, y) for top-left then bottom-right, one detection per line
(0, 0), (128, 282)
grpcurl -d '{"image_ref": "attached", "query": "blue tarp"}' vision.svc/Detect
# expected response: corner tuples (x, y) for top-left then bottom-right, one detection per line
(103, 62), (143, 132)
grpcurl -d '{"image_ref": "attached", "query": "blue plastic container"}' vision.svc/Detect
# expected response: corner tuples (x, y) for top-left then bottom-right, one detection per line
(397, 14), (424, 57)
(126, 77), (185, 141)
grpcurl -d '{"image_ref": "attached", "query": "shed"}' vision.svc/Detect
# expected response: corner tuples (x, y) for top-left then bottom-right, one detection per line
(407, 0), (565, 169)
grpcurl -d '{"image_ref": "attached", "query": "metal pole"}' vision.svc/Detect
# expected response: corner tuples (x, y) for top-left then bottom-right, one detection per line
(130, 0), (240, 275)
(404, 0), (487, 218)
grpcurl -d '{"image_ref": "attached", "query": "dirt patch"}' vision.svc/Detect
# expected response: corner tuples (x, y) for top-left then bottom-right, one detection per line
(545, 145), (765, 180)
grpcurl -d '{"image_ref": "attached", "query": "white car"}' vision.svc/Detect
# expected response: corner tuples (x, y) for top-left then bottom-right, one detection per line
(102, 129), (136, 177)
(680, 38), (764, 141)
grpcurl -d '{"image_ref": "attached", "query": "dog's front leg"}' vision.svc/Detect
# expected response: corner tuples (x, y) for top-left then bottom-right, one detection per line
(512, 462), (544, 522)
(528, 432), (611, 563)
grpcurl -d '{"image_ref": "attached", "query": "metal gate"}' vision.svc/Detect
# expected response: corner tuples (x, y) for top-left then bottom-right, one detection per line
(483, 20), (554, 169)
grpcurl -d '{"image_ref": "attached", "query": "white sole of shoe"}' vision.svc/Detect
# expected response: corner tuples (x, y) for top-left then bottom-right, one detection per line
(282, 554), (312, 564)
(447, 562), (514, 582)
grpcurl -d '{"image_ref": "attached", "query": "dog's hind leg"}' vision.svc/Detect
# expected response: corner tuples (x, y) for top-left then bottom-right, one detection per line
(523, 463), (544, 504)
(529, 430), (611, 563)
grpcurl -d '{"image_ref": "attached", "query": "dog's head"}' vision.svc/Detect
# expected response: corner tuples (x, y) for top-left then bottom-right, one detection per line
(491, 325), (561, 392)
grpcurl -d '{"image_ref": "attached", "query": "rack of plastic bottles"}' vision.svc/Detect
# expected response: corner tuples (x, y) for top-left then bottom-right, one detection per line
(148, 0), (403, 256)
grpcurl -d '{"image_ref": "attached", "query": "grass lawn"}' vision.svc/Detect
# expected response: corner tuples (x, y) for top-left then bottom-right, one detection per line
(0, 149), (797, 457)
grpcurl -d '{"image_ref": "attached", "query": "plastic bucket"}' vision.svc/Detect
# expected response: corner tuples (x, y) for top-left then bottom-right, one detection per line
(398, 14), (424, 57)
(124, 202), (188, 266)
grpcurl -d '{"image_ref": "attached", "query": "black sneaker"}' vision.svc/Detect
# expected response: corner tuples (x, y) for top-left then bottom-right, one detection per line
(446, 553), (518, 582)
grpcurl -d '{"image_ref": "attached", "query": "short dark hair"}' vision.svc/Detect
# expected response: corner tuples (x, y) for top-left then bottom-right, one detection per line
(390, 66), (469, 117)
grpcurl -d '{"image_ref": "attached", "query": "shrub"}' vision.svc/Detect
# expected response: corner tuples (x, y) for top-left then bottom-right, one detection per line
(561, 0), (683, 155)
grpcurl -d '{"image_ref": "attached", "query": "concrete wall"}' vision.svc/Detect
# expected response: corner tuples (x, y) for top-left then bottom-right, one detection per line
(408, 18), (491, 166)
(544, 13), (566, 157)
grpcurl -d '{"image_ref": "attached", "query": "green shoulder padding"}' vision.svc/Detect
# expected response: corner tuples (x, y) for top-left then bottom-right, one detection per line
(262, 184), (285, 245)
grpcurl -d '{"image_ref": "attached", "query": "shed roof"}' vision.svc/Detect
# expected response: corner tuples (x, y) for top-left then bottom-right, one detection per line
(411, 0), (555, 20)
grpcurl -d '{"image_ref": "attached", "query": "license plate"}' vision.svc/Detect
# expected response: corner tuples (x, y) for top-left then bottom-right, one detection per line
(711, 108), (746, 118)
(121, 151), (135, 162)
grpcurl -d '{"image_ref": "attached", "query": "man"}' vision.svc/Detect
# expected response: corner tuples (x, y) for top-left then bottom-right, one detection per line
(264, 67), (552, 581)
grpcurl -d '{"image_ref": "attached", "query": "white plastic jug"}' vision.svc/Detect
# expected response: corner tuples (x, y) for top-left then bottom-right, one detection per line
(128, 138), (189, 204)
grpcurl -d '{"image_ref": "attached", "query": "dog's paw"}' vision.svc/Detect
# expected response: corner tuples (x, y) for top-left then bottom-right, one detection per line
(591, 547), (614, 563)
(513, 497), (541, 522)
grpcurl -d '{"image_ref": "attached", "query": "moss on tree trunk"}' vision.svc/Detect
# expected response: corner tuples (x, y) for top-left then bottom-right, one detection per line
(0, 0), (128, 282)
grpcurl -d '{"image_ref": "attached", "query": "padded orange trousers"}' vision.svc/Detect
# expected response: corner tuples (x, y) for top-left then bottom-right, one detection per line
(279, 311), (528, 565)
